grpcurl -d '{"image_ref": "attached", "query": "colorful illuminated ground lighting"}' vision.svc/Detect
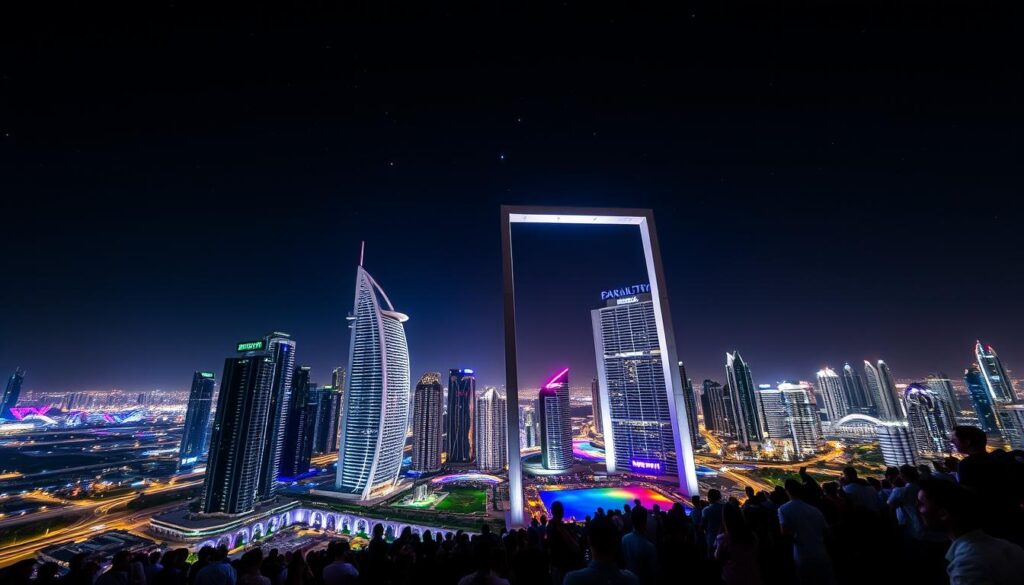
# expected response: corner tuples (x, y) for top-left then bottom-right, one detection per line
(572, 440), (606, 461)
(431, 473), (502, 485)
(538, 486), (678, 521)
(9, 406), (51, 420)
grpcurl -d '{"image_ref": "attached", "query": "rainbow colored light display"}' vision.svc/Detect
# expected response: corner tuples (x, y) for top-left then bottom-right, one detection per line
(538, 486), (679, 521)
(571, 440), (606, 461)
(431, 473), (503, 485)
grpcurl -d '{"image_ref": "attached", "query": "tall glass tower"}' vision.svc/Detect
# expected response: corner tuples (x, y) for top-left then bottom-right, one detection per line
(475, 387), (508, 472)
(313, 385), (342, 453)
(815, 367), (849, 423)
(279, 366), (317, 481)
(678, 362), (702, 448)
(179, 371), (215, 468)
(446, 368), (475, 465)
(412, 372), (444, 473)
(726, 351), (764, 447)
(975, 341), (1017, 403)
(256, 332), (296, 501)
(539, 368), (573, 472)
(202, 351), (276, 515)
(902, 383), (955, 458)
(864, 360), (902, 421)
(700, 380), (732, 437)
(335, 265), (410, 501)
(842, 362), (874, 414)
(593, 294), (676, 475)
(1, 368), (25, 419)
(965, 364), (999, 433)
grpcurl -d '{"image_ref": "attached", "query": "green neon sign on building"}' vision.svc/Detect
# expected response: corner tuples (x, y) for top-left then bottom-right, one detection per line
(236, 340), (265, 352)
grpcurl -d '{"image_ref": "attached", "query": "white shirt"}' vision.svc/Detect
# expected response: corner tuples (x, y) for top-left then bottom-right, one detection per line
(842, 482), (882, 513)
(946, 530), (1024, 585)
(778, 500), (829, 565)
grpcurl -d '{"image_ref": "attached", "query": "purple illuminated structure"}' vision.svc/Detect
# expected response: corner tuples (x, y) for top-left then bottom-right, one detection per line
(9, 406), (51, 420)
(539, 368), (573, 472)
(630, 459), (663, 474)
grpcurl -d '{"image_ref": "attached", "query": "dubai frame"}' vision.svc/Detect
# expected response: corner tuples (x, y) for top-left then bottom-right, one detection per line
(500, 205), (699, 526)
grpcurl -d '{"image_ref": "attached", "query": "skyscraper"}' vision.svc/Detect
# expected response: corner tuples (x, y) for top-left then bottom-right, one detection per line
(539, 368), (573, 472)
(593, 294), (677, 475)
(255, 332), (296, 501)
(726, 352), (763, 447)
(875, 421), (917, 467)
(816, 367), (849, 423)
(700, 380), (732, 437)
(202, 351), (276, 515)
(179, 371), (215, 468)
(842, 362), (873, 414)
(964, 364), (999, 433)
(313, 385), (342, 453)
(975, 341), (1017, 403)
(412, 372), (443, 473)
(336, 264), (410, 501)
(678, 362), (702, 448)
(863, 360), (902, 421)
(994, 404), (1024, 450)
(279, 366), (317, 481)
(475, 387), (507, 472)
(445, 368), (475, 465)
(924, 374), (960, 422)
(519, 404), (539, 448)
(902, 384), (954, 458)
(758, 383), (822, 459)
(1, 368), (25, 419)
(332, 367), (346, 390)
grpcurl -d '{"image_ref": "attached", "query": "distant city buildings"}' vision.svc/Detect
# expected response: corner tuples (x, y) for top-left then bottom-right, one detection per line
(475, 387), (507, 472)
(279, 366), (317, 481)
(202, 350), (276, 515)
(539, 368), (573, 472)
(589, 377), (603, 440)
(519, 403), (538, 449)
(335, 264), (410, 501)
(1, 368), (25, 419)
(964, 364), (999, 434)
(758, 382), (822, 460)
(864, 360), (902, 421)
(875, 421), (917, 467)
(726, 352), (763, 448)
(178, 371), (215, 468)
(412, 372), (443, 473)
(679, 362), (702, 449)
(700, 379), (732, 437)
(975, 341), (1024, 448)
(593, 293), (677, 475)
(902, 383), (954, 459)
(313, 385), (342, 454)
(446, 369), (475, 466)
(842, 362), (874, 415)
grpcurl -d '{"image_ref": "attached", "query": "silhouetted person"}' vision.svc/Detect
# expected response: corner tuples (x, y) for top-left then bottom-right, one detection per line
(701, 489), (725, 558)
(621, 506), (658, 585)
(715, 504), (762, 585)
(917, 477), (1024, 584)
(779, 479), (834, 585)
(563, 516), (638, 585)
(547, 501), (583, 585)
(195, 546), (236, 585)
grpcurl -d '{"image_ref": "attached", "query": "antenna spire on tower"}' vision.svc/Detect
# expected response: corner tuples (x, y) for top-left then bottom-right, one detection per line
(360, 241), (365, 266)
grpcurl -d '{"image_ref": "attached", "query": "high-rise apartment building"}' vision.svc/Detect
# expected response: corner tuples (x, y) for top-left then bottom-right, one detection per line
(816, 367), (849, 423)
(875, 421), (917, 467)
(863, 360), (902, 421)
(842, 362), (874, 414)
(202, 351), (276, 515)
(313, 385), (342, 453)
(700, 380), (732, 437)
(445, 368), (475, 465)
(336, 264), (410, 501)
(539, 368), (573, 472)
(590, 377), (604, 439)
(726, 352), (763, 447)
(475, 387), (507, 472)
(254, 332), (296, 501)
(758, 382), (821, 459)
(964, 364), (999, 434)
(902, 383), (955, 458)
(179, 371), (215, 468)
(279, 366), (317, 480)
(679, 362), (702, 448)
(412, 372), (444, 473)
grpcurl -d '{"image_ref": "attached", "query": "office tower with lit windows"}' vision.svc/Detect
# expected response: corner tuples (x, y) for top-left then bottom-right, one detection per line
(412, 372), (444, 473)
(758, 382), (821, 459)
(864, 360), (902, 421)
(539, 368), (573, 472)
(255, 332), (296, 501)
(179, 371), (216, 468)
(902, 383), (955, 458)
(332, 367), (346, 391)
(924, 374), (960, 422)
(842, 362), (874, 414)
(336, 264), (410, 501)
(202, 351), (276, 515)
(965, 364), (999, 433)
(593, 294), (677, 475)
(995, 404), (1024, 449)
(700, 380), (732, 437)
(1, 368), (25, 419)
(313, 385), (342, 453)
(726, 352), (763, 447)
(446, 368), (475, 466)
(815, 367), (848, 424)
(678, 362), (702, 448)
(279, 366), (317, 480)
(975, 341), (1024, 447)
(475, 387), (507, 472)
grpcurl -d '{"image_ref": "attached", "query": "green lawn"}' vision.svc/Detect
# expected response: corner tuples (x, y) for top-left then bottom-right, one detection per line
(433, 487), (486, 514)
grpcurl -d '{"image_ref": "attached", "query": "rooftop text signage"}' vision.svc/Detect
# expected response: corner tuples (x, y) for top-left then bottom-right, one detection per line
(600, 283), (651, 301)
(237, 340), (265, 352)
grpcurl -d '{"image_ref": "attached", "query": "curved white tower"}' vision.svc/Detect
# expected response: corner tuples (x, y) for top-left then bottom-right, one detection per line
(336, 265), (410, 501)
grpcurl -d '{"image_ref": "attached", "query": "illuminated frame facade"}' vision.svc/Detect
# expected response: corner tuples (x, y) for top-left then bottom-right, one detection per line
(500, 206), (699, 526)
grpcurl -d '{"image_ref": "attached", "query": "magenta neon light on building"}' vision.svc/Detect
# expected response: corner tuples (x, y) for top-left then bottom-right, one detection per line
(539, 368), (573, 472)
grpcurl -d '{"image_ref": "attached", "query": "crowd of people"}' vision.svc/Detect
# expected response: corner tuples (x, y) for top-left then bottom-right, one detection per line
(4, 425), (1024, 585)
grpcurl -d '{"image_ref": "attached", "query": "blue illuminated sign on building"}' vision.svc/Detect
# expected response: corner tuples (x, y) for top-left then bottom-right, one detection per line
(601, 284), (651, 301)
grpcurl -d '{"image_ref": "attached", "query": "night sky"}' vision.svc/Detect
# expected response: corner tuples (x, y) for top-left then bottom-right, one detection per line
(2, 4), (1021, 393)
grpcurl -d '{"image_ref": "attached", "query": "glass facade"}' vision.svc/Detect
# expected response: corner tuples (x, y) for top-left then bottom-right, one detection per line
(446, 369), (475, 465)
(179, 371), (215, 468)
(412, 372), (443, 472)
